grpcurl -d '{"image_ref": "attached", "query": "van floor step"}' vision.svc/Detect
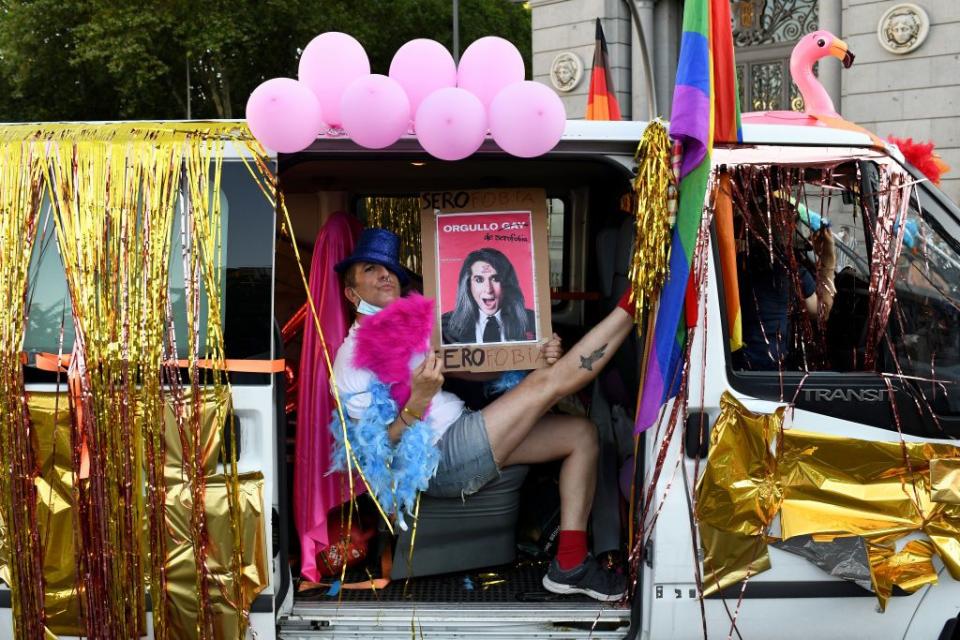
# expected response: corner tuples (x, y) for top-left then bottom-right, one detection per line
(295, 563), (610, 605)
(281, 604), (632, 640)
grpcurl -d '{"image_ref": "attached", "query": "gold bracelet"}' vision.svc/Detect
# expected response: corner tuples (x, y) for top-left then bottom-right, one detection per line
(402, 406), (423, 422)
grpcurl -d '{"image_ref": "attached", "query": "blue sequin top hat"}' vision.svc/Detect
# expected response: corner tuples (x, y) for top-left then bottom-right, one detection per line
(335, 228), (409, 286)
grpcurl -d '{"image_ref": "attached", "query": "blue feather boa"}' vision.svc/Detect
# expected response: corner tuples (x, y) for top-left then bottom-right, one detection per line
(485, 370), (529, 396)
(329, 381), (440, 530)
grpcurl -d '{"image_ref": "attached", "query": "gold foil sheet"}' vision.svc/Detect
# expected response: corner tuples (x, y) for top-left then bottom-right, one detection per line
(4, 390), (268, 637)
(698, 393), (960, 610)
(163, 472), (267, 640)
(30, 393), (84, 635)
(163, 387), (227, 485)
(931, 458), (960, 504)
(868, 539), (938, 608)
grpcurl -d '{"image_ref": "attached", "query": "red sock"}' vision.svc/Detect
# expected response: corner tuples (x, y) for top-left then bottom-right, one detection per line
(556, 530), (588, 570)
(617, 288), (636, 316)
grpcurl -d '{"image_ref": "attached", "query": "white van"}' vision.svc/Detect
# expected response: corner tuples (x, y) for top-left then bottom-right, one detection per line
(2, 117), (958, 640)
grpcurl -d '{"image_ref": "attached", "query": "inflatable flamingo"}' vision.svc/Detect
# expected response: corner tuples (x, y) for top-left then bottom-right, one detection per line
(789, 29), (855, 117)
(743, 29), (872, 140)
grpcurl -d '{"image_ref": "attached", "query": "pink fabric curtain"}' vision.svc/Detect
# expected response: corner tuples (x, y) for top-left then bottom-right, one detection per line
(293, 211), (364, 582)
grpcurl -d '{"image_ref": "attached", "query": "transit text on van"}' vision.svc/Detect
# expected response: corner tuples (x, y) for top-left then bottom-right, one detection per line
(801, 388), (889, 402)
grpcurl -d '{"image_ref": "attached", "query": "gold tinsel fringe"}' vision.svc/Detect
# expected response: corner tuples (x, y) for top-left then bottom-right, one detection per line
(628, 120), (676, 324)
(363, 196), (423, 275)
(0, 122), (268, 640)
(0, 133), (48, 639)
(0, 121), (402, 637)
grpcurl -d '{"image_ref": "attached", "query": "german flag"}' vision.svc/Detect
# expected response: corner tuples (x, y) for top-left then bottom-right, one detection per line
(586, 18), (622, 120)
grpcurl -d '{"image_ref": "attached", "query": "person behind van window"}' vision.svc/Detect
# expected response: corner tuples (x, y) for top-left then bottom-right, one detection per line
(441, 248), (537, 344)
(738, 225), (837, 370)
(332, 228), (638, 601)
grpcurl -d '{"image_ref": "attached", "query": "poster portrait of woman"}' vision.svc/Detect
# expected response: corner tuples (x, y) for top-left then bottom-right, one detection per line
(441, 247), (537, 345)
(421, 190), (552, 372)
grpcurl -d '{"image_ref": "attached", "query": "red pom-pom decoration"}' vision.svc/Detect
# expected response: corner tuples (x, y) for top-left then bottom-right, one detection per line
(888, 136), (951, 186)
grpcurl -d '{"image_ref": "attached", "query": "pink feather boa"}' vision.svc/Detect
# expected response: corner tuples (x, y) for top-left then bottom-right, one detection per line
(352, 293), (435, 410)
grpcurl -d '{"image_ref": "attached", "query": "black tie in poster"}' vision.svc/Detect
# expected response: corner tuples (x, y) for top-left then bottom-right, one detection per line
(483, 316), (500, 343)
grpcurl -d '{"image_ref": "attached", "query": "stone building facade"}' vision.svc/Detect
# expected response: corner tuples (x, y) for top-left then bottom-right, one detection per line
(842, 0), (960, 201)
(530, 0), (960, 201)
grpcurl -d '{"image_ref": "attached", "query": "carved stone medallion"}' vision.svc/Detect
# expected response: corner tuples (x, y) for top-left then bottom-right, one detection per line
(877, 3), (929, 54)
(550, 52), (583, 93)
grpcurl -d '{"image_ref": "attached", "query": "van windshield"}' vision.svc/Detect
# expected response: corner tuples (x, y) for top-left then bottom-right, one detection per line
(886, 185), (960, 414)
(722, 158), (960, 417)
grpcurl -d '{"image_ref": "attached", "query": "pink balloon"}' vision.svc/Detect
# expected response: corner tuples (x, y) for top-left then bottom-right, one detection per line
(245, 78), (323, 153)
(415, 88), (487, 161)
(457, 36), (525, 110)
(389, 39), (457, 117)
(489, 81), (567, 158)
(340, 75), (411, 149)
(298, 32), (370, 128)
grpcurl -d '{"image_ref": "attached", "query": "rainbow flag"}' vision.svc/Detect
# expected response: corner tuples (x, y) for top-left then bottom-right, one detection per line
(586, 18), (622, 121)
(635, 0), (741, 432)
(715, 172), (743, 351)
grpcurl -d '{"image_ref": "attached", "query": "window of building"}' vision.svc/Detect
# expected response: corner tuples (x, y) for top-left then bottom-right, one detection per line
(732, 0), (818, 111)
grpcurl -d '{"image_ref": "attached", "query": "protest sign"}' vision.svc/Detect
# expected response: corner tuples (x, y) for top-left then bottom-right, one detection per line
(420, 188), (551, 372)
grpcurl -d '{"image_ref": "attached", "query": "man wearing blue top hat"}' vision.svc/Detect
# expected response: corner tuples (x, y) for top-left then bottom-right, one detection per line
(335, 227), (411, 312)
(329, 227), (636, 601)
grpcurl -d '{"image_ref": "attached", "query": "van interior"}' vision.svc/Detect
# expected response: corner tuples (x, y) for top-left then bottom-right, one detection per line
(274, 153), (639, 626)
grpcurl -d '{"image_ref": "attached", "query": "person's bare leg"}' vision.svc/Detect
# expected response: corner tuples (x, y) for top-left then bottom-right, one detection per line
(500, 415), (598, 531)
(482, 306), (633, 464)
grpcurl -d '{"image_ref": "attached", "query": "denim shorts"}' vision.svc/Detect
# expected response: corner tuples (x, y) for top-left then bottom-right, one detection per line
(426, 410), (500, 499)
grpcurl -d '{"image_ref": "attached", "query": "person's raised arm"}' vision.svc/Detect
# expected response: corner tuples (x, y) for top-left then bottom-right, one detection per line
(805, 229), (837, 318)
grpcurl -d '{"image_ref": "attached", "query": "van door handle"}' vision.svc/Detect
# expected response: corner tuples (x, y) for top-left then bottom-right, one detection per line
(684, 411), (710, 459)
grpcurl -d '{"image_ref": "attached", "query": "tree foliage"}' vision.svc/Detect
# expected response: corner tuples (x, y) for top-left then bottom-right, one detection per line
(0, 0), (531, 122)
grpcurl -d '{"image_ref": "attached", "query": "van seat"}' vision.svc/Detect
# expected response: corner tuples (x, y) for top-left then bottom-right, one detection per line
(597, 214), (635, 304)
(390, 464), (529, 579)
(596, 214), (639, 402)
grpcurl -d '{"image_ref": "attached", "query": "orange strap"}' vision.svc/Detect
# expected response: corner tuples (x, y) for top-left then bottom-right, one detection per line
(34, 352), (69, 372)
(186, 358), (286, 373)
(32, 352), (282, 480)
(32, 352), (284, 374)
(31, 353), (92, 479)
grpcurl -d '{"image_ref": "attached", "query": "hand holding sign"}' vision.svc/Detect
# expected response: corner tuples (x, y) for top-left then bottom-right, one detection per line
(409, 352), (444, 414)
(541, 333), (564, 365)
